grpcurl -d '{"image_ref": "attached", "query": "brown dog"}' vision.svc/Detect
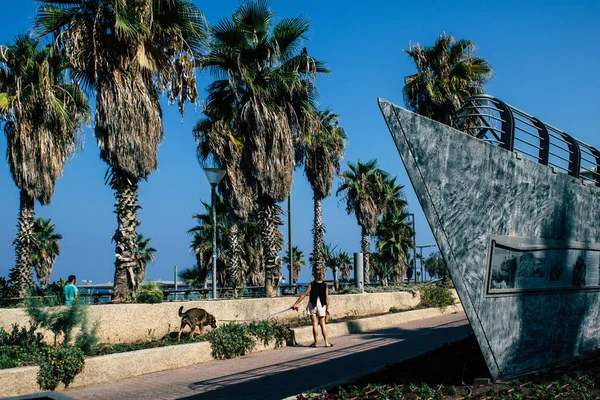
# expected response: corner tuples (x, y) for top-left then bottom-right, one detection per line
(177, 306), (217, 341)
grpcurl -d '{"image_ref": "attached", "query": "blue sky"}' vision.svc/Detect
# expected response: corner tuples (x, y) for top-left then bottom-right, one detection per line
(1, 0), (599, 286)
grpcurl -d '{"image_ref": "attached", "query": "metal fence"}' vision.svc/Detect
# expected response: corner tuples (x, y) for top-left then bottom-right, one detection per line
(454, 94), (600, 186)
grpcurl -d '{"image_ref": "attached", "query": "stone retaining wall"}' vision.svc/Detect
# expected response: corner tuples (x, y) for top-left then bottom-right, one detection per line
(0, 290), (430, 344)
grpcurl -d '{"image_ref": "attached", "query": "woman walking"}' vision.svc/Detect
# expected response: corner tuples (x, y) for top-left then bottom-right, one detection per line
(291, 269), (333, 347)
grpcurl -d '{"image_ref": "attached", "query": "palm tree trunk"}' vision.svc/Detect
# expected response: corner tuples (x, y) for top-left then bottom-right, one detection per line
(312, 194), (325, 272)
(226, 223), (244, 285)
(258, 201), (283, 298)
(135, 262), (146, 288)
(37, 260), (52, 289)
(9, 190), (36, 296)
(333, 266), (340, 291)
(110, 171), (139, 303)
(361, 227), (370, 284)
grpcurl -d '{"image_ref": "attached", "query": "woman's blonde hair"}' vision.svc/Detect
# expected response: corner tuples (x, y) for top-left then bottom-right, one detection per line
(312, 268), (324, 281)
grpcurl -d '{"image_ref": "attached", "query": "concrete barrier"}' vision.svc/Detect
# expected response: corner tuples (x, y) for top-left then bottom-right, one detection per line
(0, 340), (280, 398)
(0, 290), (424, 344)
(291, 304), (464, 345)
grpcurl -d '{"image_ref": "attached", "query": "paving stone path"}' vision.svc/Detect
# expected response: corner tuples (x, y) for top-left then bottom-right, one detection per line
(63, 312), (470, 400)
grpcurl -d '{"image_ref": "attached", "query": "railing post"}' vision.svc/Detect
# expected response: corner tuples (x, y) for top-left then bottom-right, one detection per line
(562, 132), (581, 178)
(532, 117), (550, 166)
(496, 100), (515, 152)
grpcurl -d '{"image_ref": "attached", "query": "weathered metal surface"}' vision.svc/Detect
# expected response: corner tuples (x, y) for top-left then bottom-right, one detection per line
(379, 98), (600, 379)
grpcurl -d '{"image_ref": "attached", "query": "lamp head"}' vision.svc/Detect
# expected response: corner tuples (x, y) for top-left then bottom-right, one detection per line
(203, 168), (226, 185)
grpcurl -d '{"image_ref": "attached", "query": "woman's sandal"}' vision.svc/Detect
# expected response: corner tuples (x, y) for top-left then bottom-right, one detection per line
(309, 343), (318, 347)
(325, 343), (334, 347)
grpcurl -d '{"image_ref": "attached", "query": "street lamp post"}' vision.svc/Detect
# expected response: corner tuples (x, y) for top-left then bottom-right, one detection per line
(416, 244), (437, 281)
(406, 213), (417, 283)
(288, 195), (293, 294)
(203, 168), (226, 300)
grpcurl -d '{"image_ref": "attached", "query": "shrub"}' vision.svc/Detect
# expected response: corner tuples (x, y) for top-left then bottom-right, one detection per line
(75, 313), (100, 356)
(419, 283), (454, 311)
(136, 282), (164, 304)
(247, 321), (291, 348)
(389, 306), (402, 313)
(37, 346), (85, 390)
(25, 298), (99, 355)
(26, 298), (86, 345)
(42, 279), (67, 305)
(206, 323), (256, 360)
(0, 324), (50, 369)
(332, 286), (363, 295)
(206, 321), (291, 360)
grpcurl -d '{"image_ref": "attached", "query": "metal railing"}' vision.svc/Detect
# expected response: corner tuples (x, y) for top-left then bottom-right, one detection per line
(454, 94), (600, 186)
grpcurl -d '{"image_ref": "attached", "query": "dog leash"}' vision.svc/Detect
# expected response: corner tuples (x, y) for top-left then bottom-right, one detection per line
(219, 307), (295, 323)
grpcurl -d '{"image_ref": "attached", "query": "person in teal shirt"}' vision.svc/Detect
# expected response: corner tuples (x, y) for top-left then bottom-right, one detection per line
(64, 275), (78, 305)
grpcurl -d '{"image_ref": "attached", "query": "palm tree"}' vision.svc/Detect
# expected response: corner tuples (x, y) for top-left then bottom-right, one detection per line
(320, 243), (350, 291)
(202, 0), (328, 297)
(31, 217), (63, 289)
(370, 252), (395, 286)
(403, 33), (494, 126)
(179, 265), (206, 290)
(338, 251), (353, 283)
(423, 252), (449, 282)
(0, 35), (89, 296)
(376, 208), (414, 282)
(188, 197), (229, 287)
(283, 246), (305, 283)
(336, 160), (389, 282)
(37, 0), (208, 302)
(194, 112), (255, 290)
(296, 109), (347, 272)
(133, 234), (157, 288)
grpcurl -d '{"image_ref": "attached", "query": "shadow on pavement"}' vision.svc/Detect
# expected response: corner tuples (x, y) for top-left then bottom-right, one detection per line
(177, 318), (472, 400)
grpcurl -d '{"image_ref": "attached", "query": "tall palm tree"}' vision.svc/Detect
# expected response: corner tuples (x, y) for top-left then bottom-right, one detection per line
(283, 246), (305, 283)
(133, 233), (157, 288)
(403, 33), (494, 126)
(36, 0), (208, 302)
(0, 35), (89, 296)
(194, 112), (255, 290)
(202, 0), (328, 297)
(31, 217), (63, 289)
(376, 208), (414, 282)
(336, 160), (389, 282)
(296, 109), (347, 272)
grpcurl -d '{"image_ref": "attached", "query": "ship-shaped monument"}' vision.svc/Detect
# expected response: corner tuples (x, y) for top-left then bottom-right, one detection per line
(379, 95), (600, 380)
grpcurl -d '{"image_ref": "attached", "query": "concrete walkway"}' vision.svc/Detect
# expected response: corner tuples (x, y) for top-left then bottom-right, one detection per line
(63, 312), (470, 400)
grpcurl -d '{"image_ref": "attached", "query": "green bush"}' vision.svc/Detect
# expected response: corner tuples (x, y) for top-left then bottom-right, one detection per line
(136, 282), (164, 304)
(75, 314), (100, 356)
(0, 324), (50, 369)
(37, 346), (85, 390)
(247, 321), (291, 348)
(389, 306), (402, 313)
(42, 279), (67, 306)
(206, 321), (291, 360)
(26, 298), (86, 345)
(206, 323), (256, 360)
(332, 286), (363, 295)
(419, 283), (454, 311)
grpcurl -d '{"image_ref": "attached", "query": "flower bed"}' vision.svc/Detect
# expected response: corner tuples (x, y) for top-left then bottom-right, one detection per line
(297, 335), (600, 400)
